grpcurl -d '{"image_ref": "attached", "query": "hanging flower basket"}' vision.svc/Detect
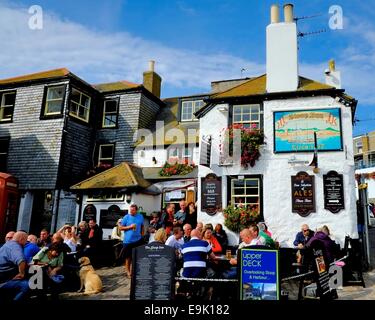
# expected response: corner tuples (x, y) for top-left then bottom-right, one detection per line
(223, 204), (260, 232)
(159, 159), (196, 177)
(221, 124), (265, 168)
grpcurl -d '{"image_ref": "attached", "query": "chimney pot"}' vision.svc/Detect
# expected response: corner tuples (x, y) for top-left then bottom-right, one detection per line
(283, 4), (294, 23)
(149, 60), (155, 72)
(270, 4), (280, 24)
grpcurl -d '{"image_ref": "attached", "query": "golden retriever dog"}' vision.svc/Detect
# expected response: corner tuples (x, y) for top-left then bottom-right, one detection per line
(78, 257), (103, 295)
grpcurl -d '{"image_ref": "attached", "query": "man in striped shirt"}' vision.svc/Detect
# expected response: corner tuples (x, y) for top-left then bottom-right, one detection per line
(181, 229), (216, 278)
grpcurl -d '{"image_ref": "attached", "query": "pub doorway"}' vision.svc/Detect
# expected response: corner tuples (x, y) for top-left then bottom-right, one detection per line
(29, 191), (54, 235)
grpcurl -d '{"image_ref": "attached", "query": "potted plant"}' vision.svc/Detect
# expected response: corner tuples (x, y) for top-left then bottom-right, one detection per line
(223, 204), (260, 232)
(159, 158), (196, 177)
(220, 124), (265, 168)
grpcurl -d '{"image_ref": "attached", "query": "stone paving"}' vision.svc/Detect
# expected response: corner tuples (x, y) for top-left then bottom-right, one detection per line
(59, 266), (131, 300)
(57, 264), (375, 300)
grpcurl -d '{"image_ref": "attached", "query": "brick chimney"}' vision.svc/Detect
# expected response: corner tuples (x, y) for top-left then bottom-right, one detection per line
(143, 60), (162, 98)
(266, 4), (299, 93)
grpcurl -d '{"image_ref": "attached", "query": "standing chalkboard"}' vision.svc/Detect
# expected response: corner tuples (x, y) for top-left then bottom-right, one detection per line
(313, 249), (337, 300)
(130, 243), (176, 300)
(201, 173), (222, 215)
(323, 170), (345, 213)
(291, 171), (315, 217)
(100, 206), (127, 229)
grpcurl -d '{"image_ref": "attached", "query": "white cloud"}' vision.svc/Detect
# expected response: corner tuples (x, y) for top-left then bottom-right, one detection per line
(0, 2), (263, 93)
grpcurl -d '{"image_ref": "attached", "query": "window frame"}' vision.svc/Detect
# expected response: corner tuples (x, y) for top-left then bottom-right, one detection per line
(227, 175), (263, 220)
(180, 99), (204, 122)
(0, 137), (10, 172)
(0, 91), (16, 123)
(102, 98), (119, 128)
(69, 87), (91, 123)
(87, 192), (124, 202)
(40, 85), (66, 120)
(97, 143), (115, 167)
(232, 104), (262, 129)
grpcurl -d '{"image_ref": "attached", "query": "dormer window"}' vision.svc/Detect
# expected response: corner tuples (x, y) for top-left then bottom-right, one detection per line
(181, 100), (204, 122)
(42, 85), (66, 117)
(70, 87), (91, 122)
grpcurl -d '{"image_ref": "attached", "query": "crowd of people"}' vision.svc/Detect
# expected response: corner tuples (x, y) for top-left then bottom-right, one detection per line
(0, 197), (343, 300)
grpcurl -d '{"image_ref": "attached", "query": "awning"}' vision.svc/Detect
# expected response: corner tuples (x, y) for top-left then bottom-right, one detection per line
(71, 162), (151, 190)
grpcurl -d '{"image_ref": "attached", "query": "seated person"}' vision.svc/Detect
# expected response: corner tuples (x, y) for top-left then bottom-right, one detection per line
(165, 227), (185, 252)
(0, 231), (30, 301)
(213, 224), (228, 252)
(24, 234), (41, 264)
(32, 242), (64, 283)
(57, 225), (78, 252)
(293, 224), (315, 264)
(305, 225), (339, 264)
(258, 222), (272, 238)
(202, 228), (222, 254)
(183, 224), (192, 243)
(181, 229), (216, 278)
(111, 219), (124, 266)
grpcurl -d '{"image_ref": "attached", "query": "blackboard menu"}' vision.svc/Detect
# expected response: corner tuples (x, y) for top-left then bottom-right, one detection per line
(291, 171), (315, 217)
(323, 171), (344, 213)
(130, 243), (176, 300)
(201, 173), (222, 215)
(83, 204), (97, 222)
(100, 205), (127, 229)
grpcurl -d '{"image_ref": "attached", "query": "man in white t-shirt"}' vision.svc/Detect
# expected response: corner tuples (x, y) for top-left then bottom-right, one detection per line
(165, 226), (184, 250)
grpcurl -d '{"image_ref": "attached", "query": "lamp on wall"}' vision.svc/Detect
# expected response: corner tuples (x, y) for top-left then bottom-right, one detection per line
(126, 194), (132, 204)
(45, 191), (53, 202)
(152, 157), (157, 164)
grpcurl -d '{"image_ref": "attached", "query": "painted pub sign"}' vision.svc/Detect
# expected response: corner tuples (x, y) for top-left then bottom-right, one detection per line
(291, 171), (315, 217)
(201, 173), (222, 215)
(274, 108), (343, 153)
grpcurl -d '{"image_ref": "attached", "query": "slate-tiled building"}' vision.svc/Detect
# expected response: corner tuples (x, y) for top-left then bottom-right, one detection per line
(0, 62), (163, 235)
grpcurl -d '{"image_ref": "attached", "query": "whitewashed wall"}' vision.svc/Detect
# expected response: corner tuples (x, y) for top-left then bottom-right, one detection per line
(136, 147), (200, 167)
(198, 97), (358, 247)
(79, 192), (160, 239)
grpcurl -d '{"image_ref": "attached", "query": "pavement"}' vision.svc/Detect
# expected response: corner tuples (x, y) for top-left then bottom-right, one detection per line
(57, 264), (375, 301)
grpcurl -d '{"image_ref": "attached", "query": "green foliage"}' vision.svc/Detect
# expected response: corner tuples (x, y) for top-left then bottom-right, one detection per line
(223, 205), (260, 232)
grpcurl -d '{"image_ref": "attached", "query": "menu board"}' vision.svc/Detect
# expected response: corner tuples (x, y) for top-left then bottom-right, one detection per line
(239, 248), (279, 300)
(100, 206), (127, 229)
(201, 173), (222, 215)
(82, 204), (97, 222)
(313, 249), (337, 300)
(323, 171), (344, 213)
(291, 171), (315, 217)
(130, 243), (176, 300)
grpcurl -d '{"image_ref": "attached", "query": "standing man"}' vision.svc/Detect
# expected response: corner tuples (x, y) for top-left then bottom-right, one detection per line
(37, 229), (51, 248)
(183, 224), (192, 243)
(174, 200), (187, 227)
(120, 204), (144, 278)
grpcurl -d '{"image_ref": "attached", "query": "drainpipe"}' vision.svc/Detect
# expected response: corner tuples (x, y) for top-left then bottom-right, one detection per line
(50, 189), (61, 233)
(359, 175), (371, 269)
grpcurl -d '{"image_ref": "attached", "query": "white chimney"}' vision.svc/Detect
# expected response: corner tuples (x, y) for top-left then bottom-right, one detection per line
(266, 4), (299, 93)
(325, 59), (341, 89)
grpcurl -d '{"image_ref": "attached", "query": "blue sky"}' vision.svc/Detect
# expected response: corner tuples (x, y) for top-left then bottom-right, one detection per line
(0, 0), (374, 135)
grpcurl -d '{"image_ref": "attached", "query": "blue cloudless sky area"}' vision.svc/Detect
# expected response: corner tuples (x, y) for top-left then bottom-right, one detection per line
(9, 0), (375, 135)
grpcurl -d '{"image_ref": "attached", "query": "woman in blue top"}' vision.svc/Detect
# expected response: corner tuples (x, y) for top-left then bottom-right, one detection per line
(119, 204), (144, 278)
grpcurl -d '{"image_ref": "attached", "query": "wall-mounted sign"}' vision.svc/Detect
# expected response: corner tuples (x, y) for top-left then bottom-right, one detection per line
(201, 173), (222, 215)
(239, 248), (279, 300)
(100, 205), (128, 229)
(274, 108), (343, 153)
(323, 170), (345, 213)
(291, 171), (315, 217)
(199, 136), (212, 167)
(83, 204), (97, 222)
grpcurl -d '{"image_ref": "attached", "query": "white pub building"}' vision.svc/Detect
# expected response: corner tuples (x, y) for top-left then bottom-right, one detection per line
(195, 4), (358, 247)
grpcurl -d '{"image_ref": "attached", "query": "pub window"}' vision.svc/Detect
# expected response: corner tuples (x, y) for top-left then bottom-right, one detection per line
(0, 138), (10, 172)
(0, 91), (16, 122)
(102, 99), (118, 128)
(232, 104), (262, 129)
(231, 178), (260, 211)
(181, 100), (204, 122)
(98, 144), (114, 167)
(42, 85), (66, 116)
(70, 87), (91, 122)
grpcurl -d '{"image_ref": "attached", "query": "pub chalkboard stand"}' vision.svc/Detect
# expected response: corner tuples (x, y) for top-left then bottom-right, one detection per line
(130, 243), (176, 300)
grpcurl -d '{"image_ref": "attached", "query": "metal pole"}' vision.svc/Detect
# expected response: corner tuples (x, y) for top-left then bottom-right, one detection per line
(359, 176), (371, 269)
